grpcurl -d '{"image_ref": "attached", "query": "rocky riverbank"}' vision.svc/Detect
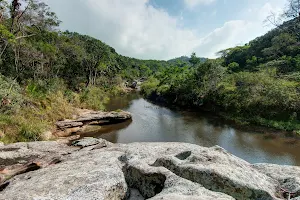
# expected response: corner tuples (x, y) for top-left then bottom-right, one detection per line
(0, 137), (299, 200)
(53, 109), (132, 138)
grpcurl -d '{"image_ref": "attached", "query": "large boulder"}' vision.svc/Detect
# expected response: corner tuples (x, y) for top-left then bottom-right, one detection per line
(1, 138), (299, 199)
(54, 110), (132, 137)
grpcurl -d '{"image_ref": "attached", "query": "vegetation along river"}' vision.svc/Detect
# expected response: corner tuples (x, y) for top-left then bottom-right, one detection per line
(82, 93), (300, 166)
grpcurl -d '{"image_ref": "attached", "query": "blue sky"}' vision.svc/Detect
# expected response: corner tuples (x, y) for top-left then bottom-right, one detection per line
(45, 0), (286, 60)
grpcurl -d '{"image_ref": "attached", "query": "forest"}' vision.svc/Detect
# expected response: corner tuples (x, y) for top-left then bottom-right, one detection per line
(142, 13), (300, 133)
(0, 0), (299, 143)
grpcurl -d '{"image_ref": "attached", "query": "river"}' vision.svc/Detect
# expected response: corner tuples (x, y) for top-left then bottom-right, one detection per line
(82, 93), (300, 166)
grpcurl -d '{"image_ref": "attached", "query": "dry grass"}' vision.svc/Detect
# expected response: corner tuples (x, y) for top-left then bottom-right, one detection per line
(0, 91), (75, 143)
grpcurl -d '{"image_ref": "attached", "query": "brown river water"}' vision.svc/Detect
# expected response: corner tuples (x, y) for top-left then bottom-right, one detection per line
(82, 93), (300, 166)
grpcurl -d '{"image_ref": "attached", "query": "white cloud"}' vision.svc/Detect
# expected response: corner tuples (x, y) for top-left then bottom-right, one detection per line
(45, 0), (286, 59)
(194, 20), (252, 57)
(49, 0), (200, 60)
(194, 1), (286, 58)
(184, 0), (216, 9)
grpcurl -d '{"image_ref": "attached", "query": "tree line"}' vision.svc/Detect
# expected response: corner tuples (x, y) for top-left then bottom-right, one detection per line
(0, 0), (181, 142)
(141, 0), (300, 133)
(0, 0), (299, 143)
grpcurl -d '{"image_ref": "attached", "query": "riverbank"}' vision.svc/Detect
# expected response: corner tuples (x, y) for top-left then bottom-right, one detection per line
(142, 92), (300, 139)
(54, 109), (131, 137)
(140, 59), (300, 136)
(87, 95), (300, 166)
(0, 137), (300, 200)
(0, 75), (133, 144)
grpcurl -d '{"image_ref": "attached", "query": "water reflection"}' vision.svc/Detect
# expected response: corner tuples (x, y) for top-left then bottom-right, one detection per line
(98, 93), (300, 166)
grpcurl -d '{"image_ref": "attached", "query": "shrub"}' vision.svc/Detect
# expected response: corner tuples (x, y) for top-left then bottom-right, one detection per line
(141, 77), (159, 96)
(79, 86), (110, 110)
(215, 70), (300, 123)
(0, 74), (23, 114)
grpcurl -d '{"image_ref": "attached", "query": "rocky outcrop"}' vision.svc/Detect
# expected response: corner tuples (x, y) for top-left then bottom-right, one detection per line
(54, 110), (132, 137)
(127, 79), (145, 90)
(0, 138), (300, 200)
(253, 164), (300, 199)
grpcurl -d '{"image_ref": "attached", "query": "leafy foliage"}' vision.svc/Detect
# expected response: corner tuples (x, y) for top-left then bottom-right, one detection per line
(0, 74), (22, 113)
(1, 0), (300, 143)
(142, 20), (300, 131)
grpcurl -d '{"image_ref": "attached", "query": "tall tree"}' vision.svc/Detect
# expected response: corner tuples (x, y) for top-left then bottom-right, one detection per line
(189, 52), (201, 66)
(265, 0), (300, 39)
(284, 0), (300, 20)
(0, 0), (60, 79)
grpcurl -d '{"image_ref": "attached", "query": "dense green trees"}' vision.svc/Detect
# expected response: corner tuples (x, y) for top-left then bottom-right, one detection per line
(0, 0), (299, 142)
(142, 16), (300, 132)
(141, 59), (225, 107)
(189, 52), (201, 66)
(0, 0), (181, 142)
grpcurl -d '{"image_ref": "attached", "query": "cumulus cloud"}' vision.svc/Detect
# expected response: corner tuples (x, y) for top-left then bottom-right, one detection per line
(195, 1), (285, 58)
(184, 0), (216, 9)
(195, 20), (252, 57)
(82, 0), (200, 60)
(45, 0), (285, 59)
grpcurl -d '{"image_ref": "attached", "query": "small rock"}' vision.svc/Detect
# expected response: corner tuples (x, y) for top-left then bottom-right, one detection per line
(40, 131), (53, 141)
(130, 81), (138, 89)
(72, 137), (106, 148)
(128, 188), (144, 200)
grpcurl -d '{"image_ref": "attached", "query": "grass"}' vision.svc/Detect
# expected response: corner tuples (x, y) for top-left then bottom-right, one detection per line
(220, 112), (300, 133)
(79, 86), (110, 111)
(252, 117), (300, 131)
(0, 80), (125, 143)
(0, 90), (75, 143)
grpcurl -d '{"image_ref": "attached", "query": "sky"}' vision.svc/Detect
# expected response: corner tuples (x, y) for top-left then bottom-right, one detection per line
(44, 0), (286, 60)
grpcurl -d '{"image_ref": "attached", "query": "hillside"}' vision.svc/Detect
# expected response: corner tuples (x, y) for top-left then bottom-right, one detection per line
(0, 0), (199, 143)
(219, 18), (300, 74)
(141, 18), (300, 133)
(167, 56), (207, 67)
(0, 0), (300, 144)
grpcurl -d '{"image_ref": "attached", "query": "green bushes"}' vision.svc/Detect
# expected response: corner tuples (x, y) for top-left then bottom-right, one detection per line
(141, 60), (225, 107)
(141, 77), (160, 97)
(0, 74), (23, 114)
(141, 59), (300, 132)
(0, 76), (120, 143)
(79, 86), (110, 110)
(0, 87), (75, 143)
(209, 69), (300, 131)
(215, 70), (300, 119)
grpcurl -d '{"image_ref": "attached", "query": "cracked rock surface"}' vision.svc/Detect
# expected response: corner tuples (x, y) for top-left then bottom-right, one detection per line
(0, 137), (300, 200)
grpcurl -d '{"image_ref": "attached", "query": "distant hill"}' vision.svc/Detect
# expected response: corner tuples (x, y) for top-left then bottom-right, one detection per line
(219, 18), (300, 73)
(168, 56), (207, 66)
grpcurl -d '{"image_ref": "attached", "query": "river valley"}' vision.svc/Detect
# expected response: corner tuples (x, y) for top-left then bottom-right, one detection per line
(77, 93), (300, 166)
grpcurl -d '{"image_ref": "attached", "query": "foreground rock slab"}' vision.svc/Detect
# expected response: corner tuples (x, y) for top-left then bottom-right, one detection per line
(0, 137), (300, 200)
